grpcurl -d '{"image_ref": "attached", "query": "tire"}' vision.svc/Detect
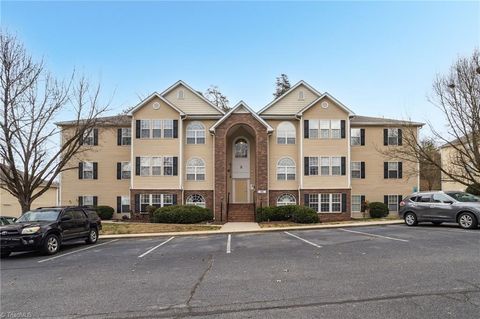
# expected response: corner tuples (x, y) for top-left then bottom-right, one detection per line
(432, 221), (443, 225)
(404, 212), (418, 226)
(0, 251), (11, 258)
(42, 234), (60, 255)
(85, 228), (98, 244)
(458, 212), (478, 230)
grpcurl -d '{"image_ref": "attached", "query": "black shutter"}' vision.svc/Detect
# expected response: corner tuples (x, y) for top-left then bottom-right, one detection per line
(304, 193), (309, 206)
(341, 157), (346, 175)
(383, 129), (388, 146)
(93, 196), (98, 207)
(304, 120), (309, 139)
(304, 157), (309, 176)
(360, 129), (365, 145)
(384, 162), (388, 179)
(136, 120), (141, 138)
(360, 195), (366, 212)
(398, 129), (403, 146)
(135, 157), (140, 176)
(117, 196), (122, 213)
(384, 195), (388, 205)
(93, 162), (98, 180)
(173, 157), (178, 176)
(361, 161), (366, 179)
(93, 128), (98, 146)
(117, 162), (122, 180)
(172, 194), (177, 205)
(78, 196), (83, 206)
(78, 162), (83, 179)
(340, 120), (346, 139)
(341, 193), (347, 212)
(398, 162), (403, 179)
(117, 128), (122, 145)
(398, 195), (403, 206)
(135, 194), (140, 213)
(173, 120), (178, 138)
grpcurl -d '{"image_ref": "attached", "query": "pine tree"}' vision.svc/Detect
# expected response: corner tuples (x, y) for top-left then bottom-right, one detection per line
(273, 74), (291, 98)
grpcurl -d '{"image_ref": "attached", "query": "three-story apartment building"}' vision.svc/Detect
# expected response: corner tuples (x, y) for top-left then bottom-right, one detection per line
(58, 80), (423, 222)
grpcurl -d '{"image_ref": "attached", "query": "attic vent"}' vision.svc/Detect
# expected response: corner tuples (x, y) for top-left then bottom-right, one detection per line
(298, 91), (305, 101)
(152, 102), (160, 110)
(321, 101), (329, 109)
(177, 90), (185, 100)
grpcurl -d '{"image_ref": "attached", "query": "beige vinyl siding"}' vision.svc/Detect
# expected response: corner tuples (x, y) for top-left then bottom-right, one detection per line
(303, 97), (349, 189)
(184, 120), (215, 190)
(61, 126), (131, 213)
(440, 146), (467, 191)
(0, 187), (58, 217)
(350, 126), (418, 217)
(132, 96), (181, 189)
(163, 84), (222, 115)
(262, 84), (319, 115)
(267, 119), (300, 190)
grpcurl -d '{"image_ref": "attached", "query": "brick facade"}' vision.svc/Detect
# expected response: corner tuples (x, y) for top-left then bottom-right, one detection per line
(300, 188), (352, 222)
(130, 189), (182, 221)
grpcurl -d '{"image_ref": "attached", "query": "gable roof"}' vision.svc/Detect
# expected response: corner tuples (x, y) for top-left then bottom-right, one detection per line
(210, 101), (274, 133)
(160, 80), (225, 115)
(128, 92), (185, 116)
(350, 115), (424, 127)
(55, 114), (131, 127)
(296, 92), (355, 116)
(258, 80), (322, 115)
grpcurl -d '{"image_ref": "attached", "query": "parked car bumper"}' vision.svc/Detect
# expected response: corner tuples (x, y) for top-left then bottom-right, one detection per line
(0, 233), (44, 252)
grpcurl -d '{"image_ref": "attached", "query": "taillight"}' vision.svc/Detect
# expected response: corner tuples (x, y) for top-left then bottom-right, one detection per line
(399, 201), (406, 207)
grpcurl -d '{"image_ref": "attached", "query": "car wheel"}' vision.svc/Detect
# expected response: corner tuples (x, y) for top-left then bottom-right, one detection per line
(432, 221), (443, 225)
(458, 212), (478, 229)
(86, 228), (98, 244)
(42, 234), (60, 255)
(0, 251), (11, 258)
(404, 212), (418, 226)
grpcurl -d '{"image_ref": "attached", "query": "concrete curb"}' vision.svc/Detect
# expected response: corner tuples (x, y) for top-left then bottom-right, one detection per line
(99, 220), (404, 239)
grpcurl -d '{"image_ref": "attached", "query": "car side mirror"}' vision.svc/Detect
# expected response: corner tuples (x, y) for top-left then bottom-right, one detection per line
(61, 216), (72, 221)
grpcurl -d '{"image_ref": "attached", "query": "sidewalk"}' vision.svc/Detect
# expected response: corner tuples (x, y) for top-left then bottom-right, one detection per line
(99, 219), (403, 239)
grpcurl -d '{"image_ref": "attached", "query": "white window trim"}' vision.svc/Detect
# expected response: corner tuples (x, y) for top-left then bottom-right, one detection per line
(310, 193), (342, 213)
(139, 119), (175, 139)
(186, 157), (206, 181)
(351, 161), (361, 179)
(185, 194), (206, 208)
(82, 195), (94, 206)
(121, 161), (131, 179)
(276, 157), (296, 181)
(388, 161), (399, 179)
(139, 156), (175, 177)
(308, 119), (343, 140)
(308, 156), (343, 177)
(351, 195), (362, 212)
(120, 195), (130, 213)
(121, 128), (131, 145)
(82, 161), (94, 179)
(277, 194), (296, 206)
(186, 121), (206, 144)
(350, 128), (361, 146)
(140, 194), (174, 213)
(387, 128), (400, 146)
(276, 122), (296, 145)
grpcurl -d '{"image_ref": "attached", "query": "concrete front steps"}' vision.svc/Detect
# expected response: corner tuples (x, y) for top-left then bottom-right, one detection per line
(227, 203), (255, 222)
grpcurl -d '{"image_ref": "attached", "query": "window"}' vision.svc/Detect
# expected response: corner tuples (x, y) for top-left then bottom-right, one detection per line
(82, 195), (94, 206)
(351, 162), (361, 179)
(277, 157), (296, 180)
(315, 193), (342, 213)
(309, 120), (319, 139)
(320, 194), (330, 212)
(234, 139), (248, 158)
(309, 157), (319, 175)
(309, 194), (319, 212)
(82, 162), (94, 179)
(388, 128), (399, 145)
(151, 157), (162, 176)
(140, 194), (150, 212)
(351, 128), (361, 145)
(152, 120), (162, 138)
(277, 194), (296, 206)
(388, 162), (399, 179)
(83, 129), (95, 145)
(72, 210), (86, 221)
(320, 120), (330, 139)
(163, 120), (174, 138)
(277, 122), (296, 144)
(121, 196), (130, 212)
(387, 195), (399, 212)
(186, 122), (206, 144)
(121, 128), (131, 145)
(186, 194), (206, 208)
(163, 157), (173, 176)
(331, 157), (341, 176)
(432, 193), (452, 203)
(163, 194), (174, 206)
(140, 157), (151, 176)
(320, 157), (330, 176)
(139, 194), (175, 213)
(331, 193), (341, 212)
(352, 195), (362, 212)
(140, 120), (151, 138)
(330, 120), (341, 139)
(186, 157), (205, 181)
(121, 162), (131, 179)
(298, 90), (304, 100)
(152, 194), (162, 208)
(177, 89), (185, 99)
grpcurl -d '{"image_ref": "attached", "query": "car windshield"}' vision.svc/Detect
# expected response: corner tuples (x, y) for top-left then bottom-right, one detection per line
(445, 192), (480, 203)
(16, 210), (60, 222)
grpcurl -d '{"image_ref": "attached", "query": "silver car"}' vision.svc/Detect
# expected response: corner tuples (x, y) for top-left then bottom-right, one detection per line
(399, 191), (480, 229)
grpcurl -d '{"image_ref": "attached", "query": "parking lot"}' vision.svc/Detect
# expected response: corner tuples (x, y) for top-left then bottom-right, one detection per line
(1, 224), (479, 319)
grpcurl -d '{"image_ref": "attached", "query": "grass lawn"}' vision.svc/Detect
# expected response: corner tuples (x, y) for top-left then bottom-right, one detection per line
(259, 217), (400, 228)
(100, 222), (221, 235)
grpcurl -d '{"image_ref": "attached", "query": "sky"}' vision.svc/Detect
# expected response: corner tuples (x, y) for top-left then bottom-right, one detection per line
(1, 1), (479, 136)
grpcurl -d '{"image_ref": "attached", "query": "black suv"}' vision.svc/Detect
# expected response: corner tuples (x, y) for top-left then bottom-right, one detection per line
(0, 206), (102, 257)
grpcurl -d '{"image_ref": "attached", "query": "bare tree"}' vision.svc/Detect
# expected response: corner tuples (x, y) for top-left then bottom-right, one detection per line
(381, 50), (480, 193)
(0, 31), (109, 213)
(273, 74), (291, 98)
(418, 139), (441, 191)
(204, 85), (229, 112)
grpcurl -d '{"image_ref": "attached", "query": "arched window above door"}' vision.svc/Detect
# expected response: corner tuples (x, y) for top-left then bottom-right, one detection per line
(234, 138), (248, 158)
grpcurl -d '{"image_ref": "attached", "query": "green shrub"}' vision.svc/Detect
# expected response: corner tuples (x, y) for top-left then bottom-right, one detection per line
(256, 205), (319, 224)
(95, 206), (114, 220)
(368, 202), (389, 218)
(466, 184), (480, 196)
(146, 205), (157, 222)
(152, 205), (213, 224)
(291, 206), (319, 224)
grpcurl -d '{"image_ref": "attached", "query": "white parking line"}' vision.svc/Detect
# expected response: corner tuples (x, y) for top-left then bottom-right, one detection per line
(226, 234), (232, 254)
(38, 239), (119, 263)
(388, 224), (479, 234)
(284, 231), (322, 248)
(339, 228), (409, 242)
(138, 237), (174, 258)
